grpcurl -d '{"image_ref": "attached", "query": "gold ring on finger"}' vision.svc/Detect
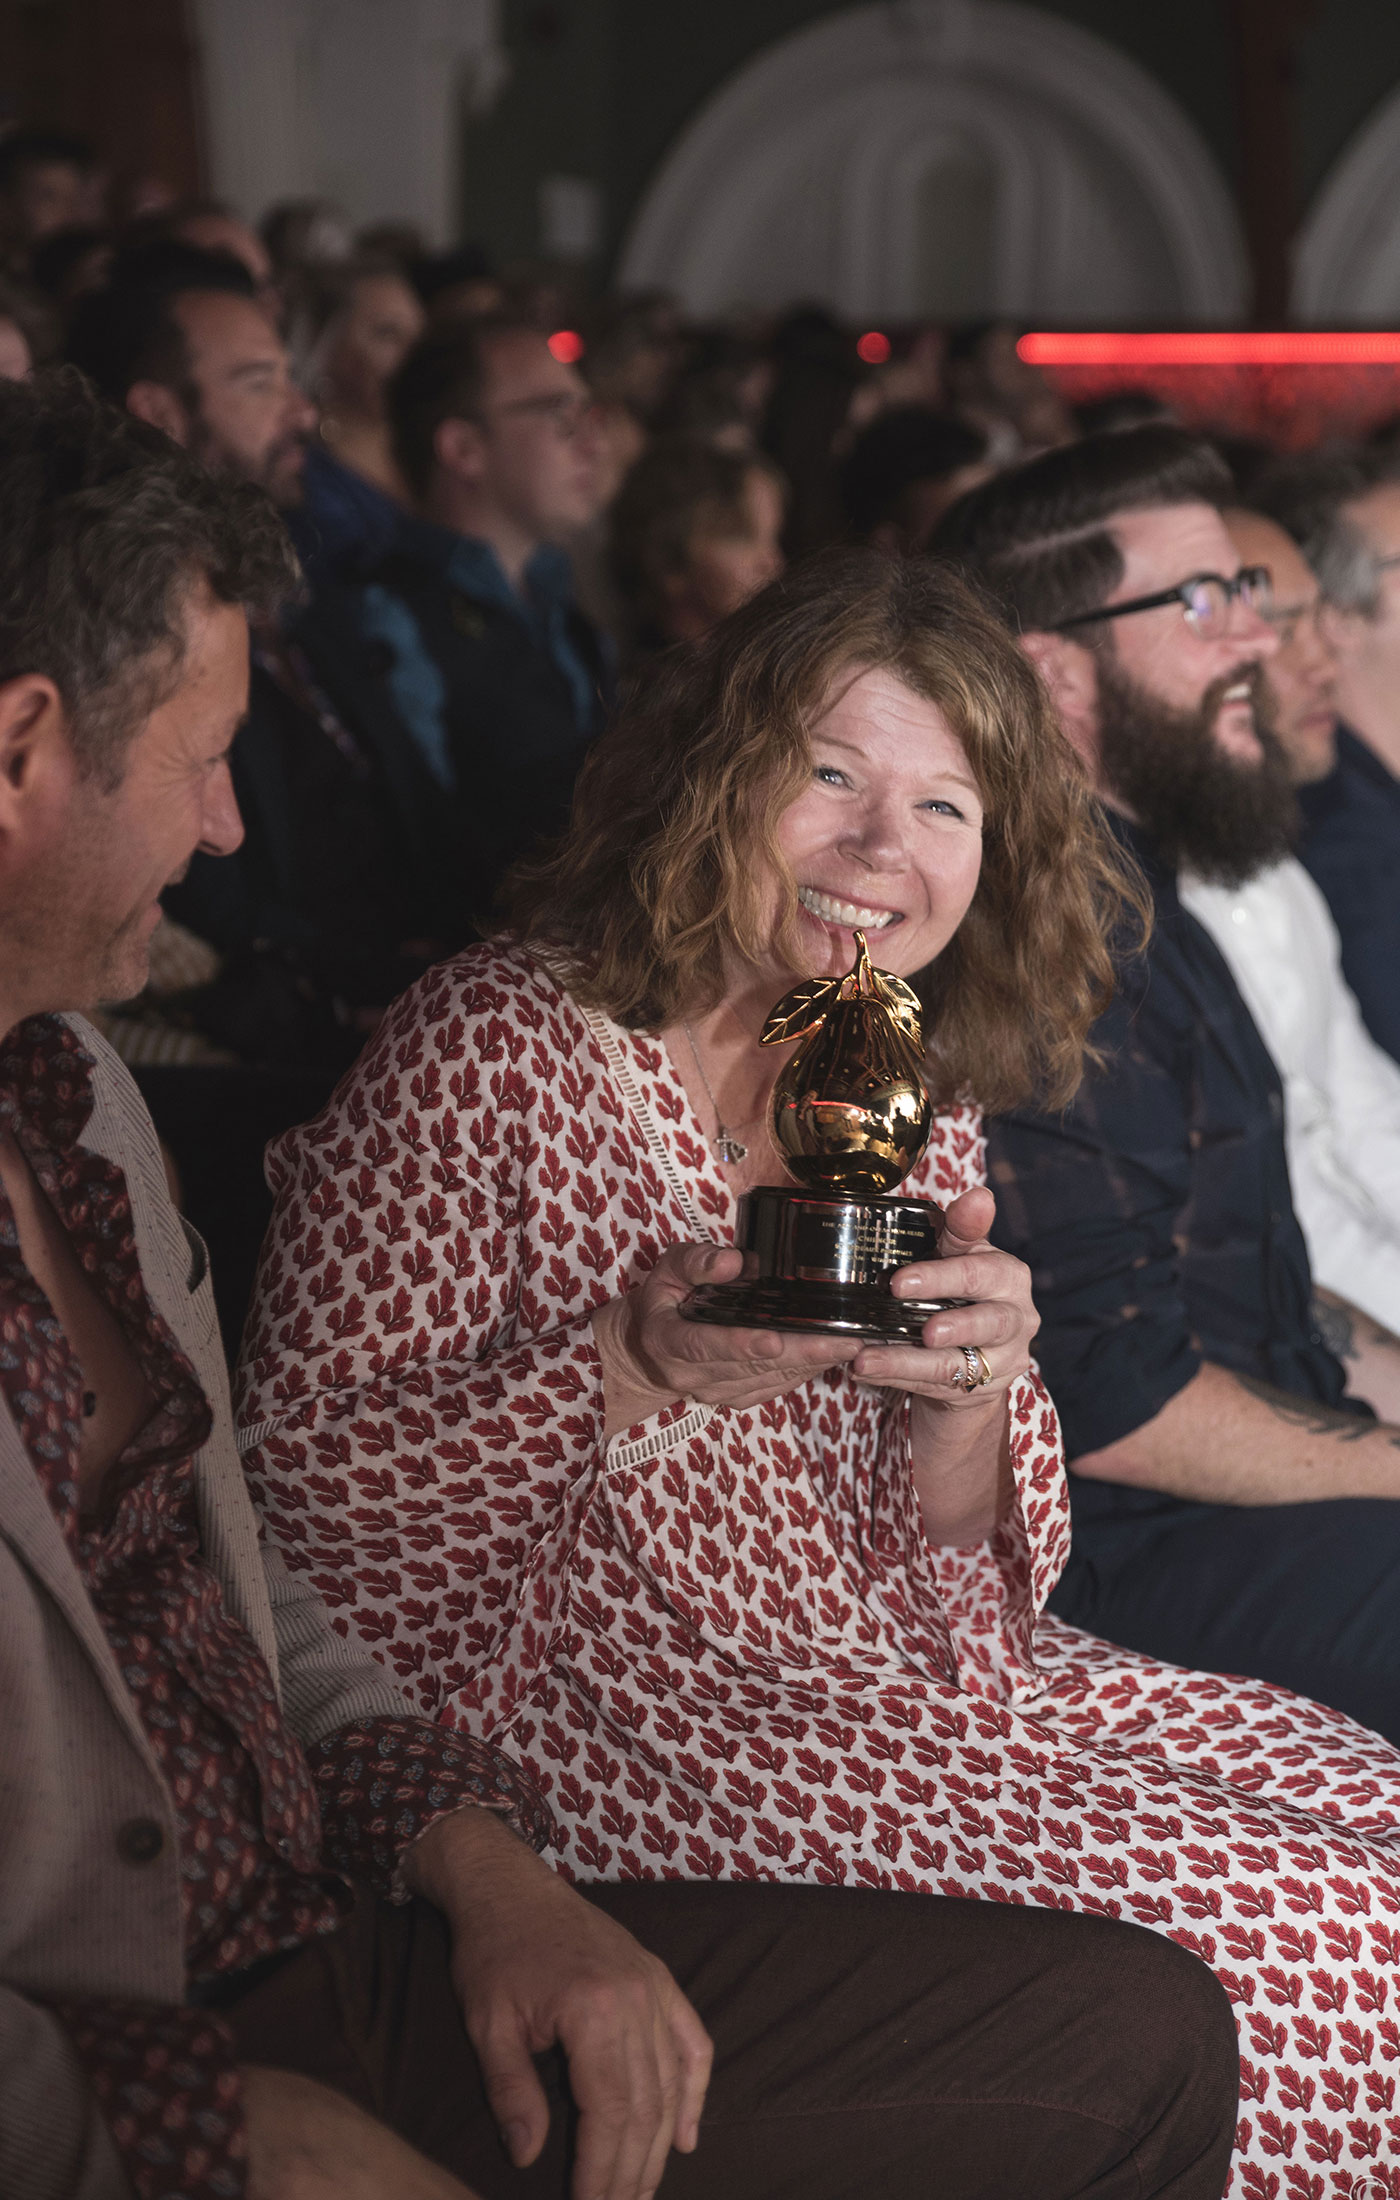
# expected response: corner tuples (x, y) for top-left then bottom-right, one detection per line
(957, 1345), (993, 1393)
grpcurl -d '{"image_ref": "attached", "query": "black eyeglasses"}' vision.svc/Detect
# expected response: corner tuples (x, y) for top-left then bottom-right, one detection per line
(1053, 565), (1273, 641)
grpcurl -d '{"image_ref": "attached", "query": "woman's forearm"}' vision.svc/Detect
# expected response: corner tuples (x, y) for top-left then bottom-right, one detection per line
(907, 1394), (1014, 1546)
(591, 1293), (678, 1438)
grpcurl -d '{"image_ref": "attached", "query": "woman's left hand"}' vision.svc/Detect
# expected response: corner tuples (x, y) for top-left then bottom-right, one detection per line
(851, 1184), (1038, 1407)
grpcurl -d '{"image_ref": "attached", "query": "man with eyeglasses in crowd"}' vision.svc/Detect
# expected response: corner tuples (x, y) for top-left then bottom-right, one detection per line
(357, 319), (612, 919)
(936, 427), (1400, 1743)
(1179, 505), (1400, 1409)
(1252, 450), (1400, 1071)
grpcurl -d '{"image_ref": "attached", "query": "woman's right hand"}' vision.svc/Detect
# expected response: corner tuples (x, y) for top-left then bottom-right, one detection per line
(591, 1243), (859, 1437)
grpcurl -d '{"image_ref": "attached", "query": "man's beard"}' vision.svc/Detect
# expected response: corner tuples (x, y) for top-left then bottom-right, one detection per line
(190, 415), (307, 508)
(1094, 653), (1299, 887)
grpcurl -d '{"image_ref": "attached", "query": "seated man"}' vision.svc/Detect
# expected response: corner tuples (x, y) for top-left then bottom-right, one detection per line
(0, 372), (1238, 2200)
(1180, 505), (1400, 1388)
(1254, 448), (1400, 1065)
(69, 243), (471, 1344)
(937, 426), (1400, 1740)
(360, 318), (614, 915)
(68, 242), (470, 1055)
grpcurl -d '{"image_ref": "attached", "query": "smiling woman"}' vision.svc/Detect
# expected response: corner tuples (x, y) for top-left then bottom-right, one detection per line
(506, 550), (1140, 1114)
(239, 547), (1400, 2188)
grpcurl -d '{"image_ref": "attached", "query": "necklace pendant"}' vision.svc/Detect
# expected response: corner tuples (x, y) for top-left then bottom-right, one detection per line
(715, 1131), (748, 1165)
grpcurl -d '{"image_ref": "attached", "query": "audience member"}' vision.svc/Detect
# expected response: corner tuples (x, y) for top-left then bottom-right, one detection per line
(761, 305), (868, 554)
(68, 241), (307, 499)
(840, 405), (991, 552)
(69, 243), (467, 1341)
(164, 198), (275, 294)
(304, 258), (425, 495)
(652, 324), (774, 449)
(358, 216), (427, 266)
(582, 290), (684, 421)
(262, 195), (355, 279)
(1179, 508), (1400, 1380)
(944, 320), (1074, 456)
(358, 316), (613, 912)
(564, 395), (648, 649)
(0, 126), (99, 269)
(1255, 449), (1400, 1065)
(412, 241), (504, 323)
(237, 551), (1400, 2196)
(294, 256), (426, 576)
(609, 438), (785, 651)
(937, 427), (1400, 1740)
(0, 368), (1205, 2200)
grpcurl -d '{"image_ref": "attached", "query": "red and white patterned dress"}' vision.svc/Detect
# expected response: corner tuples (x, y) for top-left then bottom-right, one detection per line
(239, 944), (1400, 2197)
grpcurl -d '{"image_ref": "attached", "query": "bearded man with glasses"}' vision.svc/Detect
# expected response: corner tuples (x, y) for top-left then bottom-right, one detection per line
(936, 426), (1400, 1743)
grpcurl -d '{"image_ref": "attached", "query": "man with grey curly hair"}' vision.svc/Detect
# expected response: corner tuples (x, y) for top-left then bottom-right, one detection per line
(1254, 447), (1400, 1064)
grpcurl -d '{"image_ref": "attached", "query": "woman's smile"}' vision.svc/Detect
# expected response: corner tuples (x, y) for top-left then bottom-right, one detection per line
(796, 885), (904, 932)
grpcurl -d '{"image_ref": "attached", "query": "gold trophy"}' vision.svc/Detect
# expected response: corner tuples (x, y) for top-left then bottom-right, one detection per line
(684, 932), (967, 1341)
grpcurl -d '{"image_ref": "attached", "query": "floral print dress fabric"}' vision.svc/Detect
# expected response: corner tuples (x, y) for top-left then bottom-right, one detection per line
(240, 945), (1400, 2197)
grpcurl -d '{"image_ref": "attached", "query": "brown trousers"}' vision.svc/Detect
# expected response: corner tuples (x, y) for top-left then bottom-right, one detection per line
(224, 1882), (1237, 2199)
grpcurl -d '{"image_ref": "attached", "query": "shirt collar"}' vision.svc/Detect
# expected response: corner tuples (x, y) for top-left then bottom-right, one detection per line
(0, 1015), (96, 1154)
(445, 532), (575, 617)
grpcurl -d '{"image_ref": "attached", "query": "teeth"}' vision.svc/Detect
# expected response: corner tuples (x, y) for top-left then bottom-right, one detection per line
(798, 887), (899, 929)
(1223, 684), (1250, 701)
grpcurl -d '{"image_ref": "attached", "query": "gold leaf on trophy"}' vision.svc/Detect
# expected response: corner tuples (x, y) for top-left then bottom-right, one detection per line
(867, 967), (924, 1049)
(760, 974), (844, 1047)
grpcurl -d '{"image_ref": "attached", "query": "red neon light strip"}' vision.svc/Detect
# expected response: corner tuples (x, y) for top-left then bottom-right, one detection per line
(1019, 332), (1400, 366)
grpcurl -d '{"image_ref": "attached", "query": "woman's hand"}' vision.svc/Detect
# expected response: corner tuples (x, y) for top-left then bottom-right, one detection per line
(850, 1185), (1038, 1406)
(592, 1243), (859, 1437)
(850, 1185), (1040, 1546)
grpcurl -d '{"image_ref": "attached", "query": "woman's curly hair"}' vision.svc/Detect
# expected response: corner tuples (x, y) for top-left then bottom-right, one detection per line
(504, 547), (1147, 1112)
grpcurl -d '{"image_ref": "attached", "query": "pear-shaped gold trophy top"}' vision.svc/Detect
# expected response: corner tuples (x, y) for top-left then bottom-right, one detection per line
(764, 931), (933, 1195)
(683, 931), (966, 1340)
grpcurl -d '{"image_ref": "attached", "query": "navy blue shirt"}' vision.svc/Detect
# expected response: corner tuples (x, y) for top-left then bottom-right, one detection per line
(985, 811), (1345, 1473)
(1298, 724), (1400, 1068)
(349, 521), (614, 912)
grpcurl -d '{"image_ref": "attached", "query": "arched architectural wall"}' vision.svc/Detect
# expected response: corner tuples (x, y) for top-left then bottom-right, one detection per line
(1294, 84), (1400, 322)
(617, 0), (1247, 323)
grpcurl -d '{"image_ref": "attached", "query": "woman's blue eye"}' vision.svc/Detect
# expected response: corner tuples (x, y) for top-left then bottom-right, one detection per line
(814, 765), (847, 786)
(923, 798), (964, 817)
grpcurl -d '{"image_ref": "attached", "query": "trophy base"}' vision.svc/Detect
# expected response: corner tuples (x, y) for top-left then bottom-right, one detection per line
(684, 1278), (965, 1343)
(681, 1186), (968, 1345)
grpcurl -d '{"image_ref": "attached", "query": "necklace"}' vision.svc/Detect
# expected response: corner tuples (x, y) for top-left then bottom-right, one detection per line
(683, 1022), (749, 1165)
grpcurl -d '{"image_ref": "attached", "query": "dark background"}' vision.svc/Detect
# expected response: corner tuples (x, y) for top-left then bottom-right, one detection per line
(3, 0), (1400, 316)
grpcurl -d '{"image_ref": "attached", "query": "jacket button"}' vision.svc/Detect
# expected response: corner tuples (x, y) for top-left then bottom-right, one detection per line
(116, 1817), (165, 1865)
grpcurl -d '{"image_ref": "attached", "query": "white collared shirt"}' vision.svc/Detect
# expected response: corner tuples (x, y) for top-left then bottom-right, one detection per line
(1181, 856), (1400, 1334)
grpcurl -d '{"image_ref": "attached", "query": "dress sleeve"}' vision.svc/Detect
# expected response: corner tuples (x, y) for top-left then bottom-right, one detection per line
(903, 1112), (1072, 1700)
(235, 956), (669, 1739)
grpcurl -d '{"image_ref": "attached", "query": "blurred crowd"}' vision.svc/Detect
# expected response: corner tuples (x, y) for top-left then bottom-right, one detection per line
(4, 122), (1400, 1371)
